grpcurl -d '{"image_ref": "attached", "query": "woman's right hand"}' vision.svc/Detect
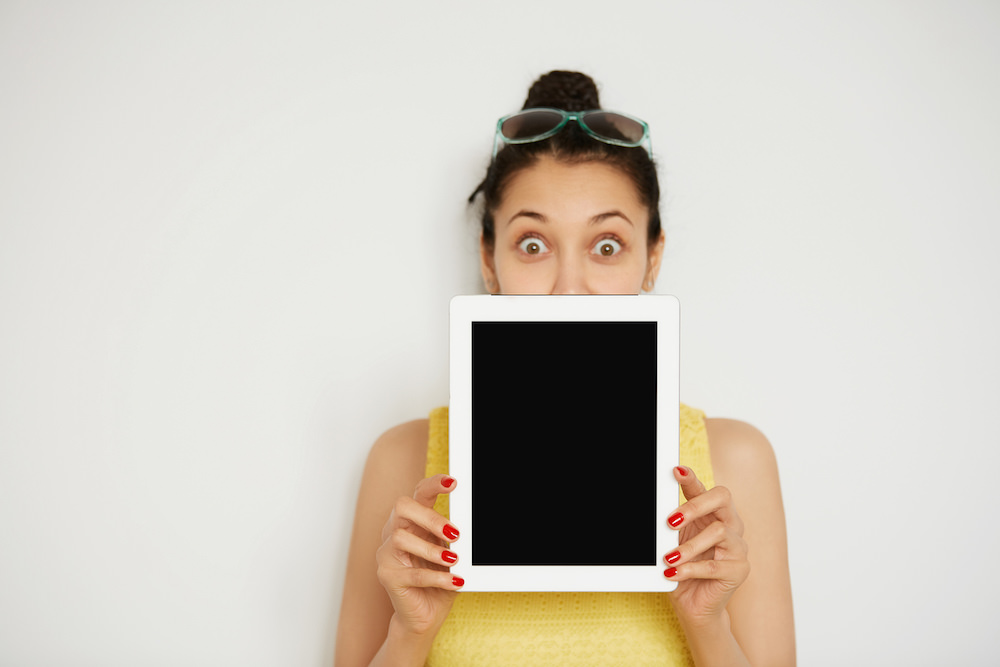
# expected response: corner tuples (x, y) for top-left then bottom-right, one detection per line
(375, 474), (464, 637)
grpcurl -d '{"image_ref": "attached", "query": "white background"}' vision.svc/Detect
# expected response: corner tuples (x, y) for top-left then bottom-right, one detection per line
(1, 2), (998, 665)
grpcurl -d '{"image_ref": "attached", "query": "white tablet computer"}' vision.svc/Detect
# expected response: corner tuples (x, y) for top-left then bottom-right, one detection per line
(449, 294), (680, 592)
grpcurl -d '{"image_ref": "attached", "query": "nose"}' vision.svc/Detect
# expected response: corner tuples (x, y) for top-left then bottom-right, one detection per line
(551, 257), (588, 294)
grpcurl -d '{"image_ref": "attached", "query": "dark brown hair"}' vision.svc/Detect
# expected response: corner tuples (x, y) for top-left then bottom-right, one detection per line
(470, 71), (662, 251)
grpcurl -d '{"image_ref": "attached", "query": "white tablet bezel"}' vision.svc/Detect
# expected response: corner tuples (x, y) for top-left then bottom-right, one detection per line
(449, 294), (680, 592)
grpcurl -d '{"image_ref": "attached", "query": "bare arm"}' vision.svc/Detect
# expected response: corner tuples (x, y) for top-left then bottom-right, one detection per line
(334, 420), (461, 667)
(707, 418), (795, 666)
(662, 418), (794, 666)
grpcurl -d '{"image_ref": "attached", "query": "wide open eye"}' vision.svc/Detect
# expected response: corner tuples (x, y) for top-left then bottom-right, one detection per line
(592, 238), (622, 257)
(518, 236), (550, 256)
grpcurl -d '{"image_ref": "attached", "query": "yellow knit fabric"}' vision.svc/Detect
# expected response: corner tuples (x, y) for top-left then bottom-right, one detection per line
(424, 404), (713, 667)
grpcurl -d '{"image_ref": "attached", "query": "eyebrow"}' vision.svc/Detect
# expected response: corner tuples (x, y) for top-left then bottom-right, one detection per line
(506, 210), (634, 227)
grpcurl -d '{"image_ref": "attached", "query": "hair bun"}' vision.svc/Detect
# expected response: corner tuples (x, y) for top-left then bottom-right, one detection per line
(522, 70), (601, 111)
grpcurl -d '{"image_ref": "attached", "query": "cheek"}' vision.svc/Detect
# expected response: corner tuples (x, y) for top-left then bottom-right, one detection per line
(493, 252), (552, 290)
(598, 268), (645, 292)
(596, 256), (649, 291)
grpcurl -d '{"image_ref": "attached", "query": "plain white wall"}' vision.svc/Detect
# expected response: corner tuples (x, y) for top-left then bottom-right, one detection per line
(2, 1), (998, 664)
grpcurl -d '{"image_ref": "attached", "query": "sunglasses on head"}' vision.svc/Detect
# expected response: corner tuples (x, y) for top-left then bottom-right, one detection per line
(492, 107), (652, 159)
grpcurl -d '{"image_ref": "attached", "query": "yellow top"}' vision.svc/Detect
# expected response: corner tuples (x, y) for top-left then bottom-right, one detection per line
(424, 404), (714, 667)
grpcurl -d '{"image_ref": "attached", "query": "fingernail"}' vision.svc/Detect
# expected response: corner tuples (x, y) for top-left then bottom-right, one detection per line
(665, 550), (681, 564)
(675, 466), (688, 477)
(443, 524), (460, 541)
(664, 567), (678, 578)
(452, 576), (465, 588)
(442, 477), (455, 488)
(442, 550), (458, 564)
(667, 512), (684, 528)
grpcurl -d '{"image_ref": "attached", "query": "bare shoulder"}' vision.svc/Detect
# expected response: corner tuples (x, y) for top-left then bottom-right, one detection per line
(369, 418), (430, 463)
(704, 417), (778, 481)
(348, 419), (432, 550)
(364, 418), (430, 491)
(703, 416), (787, 568)
(703, 417), (783, 518)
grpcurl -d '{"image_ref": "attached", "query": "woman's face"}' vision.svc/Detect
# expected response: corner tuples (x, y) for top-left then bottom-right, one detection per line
(481, 155), (665, 295)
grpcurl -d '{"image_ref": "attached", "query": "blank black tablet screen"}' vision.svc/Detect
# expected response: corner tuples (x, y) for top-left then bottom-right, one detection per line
(471, 321), (656, 566)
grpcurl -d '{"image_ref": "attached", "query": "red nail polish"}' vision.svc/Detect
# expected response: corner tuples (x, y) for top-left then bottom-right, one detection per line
(452, 576), (465, 588)
(665, 550), (681, 564)
(442, 550), (458, 564)
(441, 477), (455, 488)
(443, 524), (460, 541)
(664, 567), (678, 578)
(668, 512), (684, 528)
(675, 466), (688, 477)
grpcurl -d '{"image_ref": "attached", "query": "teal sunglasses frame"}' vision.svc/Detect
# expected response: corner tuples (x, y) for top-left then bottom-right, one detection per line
(492, 107), (652, 159)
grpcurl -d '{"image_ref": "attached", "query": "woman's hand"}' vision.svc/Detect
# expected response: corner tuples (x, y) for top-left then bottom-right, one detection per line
(375, 473), (464, 638)
(664, 466), (750, 627)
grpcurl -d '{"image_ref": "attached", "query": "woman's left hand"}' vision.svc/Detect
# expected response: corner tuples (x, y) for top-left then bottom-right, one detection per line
(664, 466), (750, 626)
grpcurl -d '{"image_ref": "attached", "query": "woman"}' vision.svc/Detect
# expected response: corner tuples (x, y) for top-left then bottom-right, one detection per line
(335, 71), (795, 666)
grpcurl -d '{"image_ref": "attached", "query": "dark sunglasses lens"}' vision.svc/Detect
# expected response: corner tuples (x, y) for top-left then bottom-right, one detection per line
(582, 112), (645, 143)
(500, 110), (564, 140)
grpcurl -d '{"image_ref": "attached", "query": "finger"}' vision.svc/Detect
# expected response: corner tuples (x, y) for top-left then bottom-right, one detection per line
(663, 520), (747, 566)
(663, 557), (750, 586)
(674, 466), (707, 501)
(389, 495), (461, 543)
(413, 474), (457, 508)
(378, 562), (466, 591)
(667, 485), (743, 534)
(385, 527), (460, 568)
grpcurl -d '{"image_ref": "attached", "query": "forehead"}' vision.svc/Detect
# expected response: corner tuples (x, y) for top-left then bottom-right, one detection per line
(497, 156), (646, 222)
